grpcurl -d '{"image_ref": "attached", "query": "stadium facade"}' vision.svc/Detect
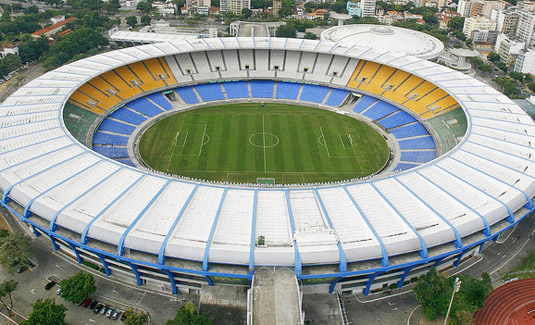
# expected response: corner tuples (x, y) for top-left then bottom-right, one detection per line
(0, 37), (534, 296)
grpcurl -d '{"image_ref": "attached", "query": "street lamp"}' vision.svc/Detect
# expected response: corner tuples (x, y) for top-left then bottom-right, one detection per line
(444, 277), (462, 325)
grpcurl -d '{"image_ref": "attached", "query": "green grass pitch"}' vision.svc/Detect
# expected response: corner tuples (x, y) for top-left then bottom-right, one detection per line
(139, 103), (390, 184)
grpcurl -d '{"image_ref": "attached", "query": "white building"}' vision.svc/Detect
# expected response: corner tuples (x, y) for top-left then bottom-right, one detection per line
(151, 1), (175, 16)
(516, 8), (535, 47)
(515, 48), (535, 74)
(495, 33), (525, 66)
(457, 0), (472, 17)
(491, 9), (519, 36)
(463, 16), (497, 38)
(0, 44), (18, 59)
(186, 0), (211, 16)
(220, 0), (250, 15)
(360, 0), (376, 17)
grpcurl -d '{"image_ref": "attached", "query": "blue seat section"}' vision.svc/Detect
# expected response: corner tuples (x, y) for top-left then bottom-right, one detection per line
(223, 81), (249, 99)
(378, 111), (417, 129)
(390, 123), (429, 139)
(93, 146), (129, 159)
(126, 98), (163, 117)
(250, 80), (274, 98)
(194, 83), (224, 101)
(394, 162), (421, 171)
(116, 159), (136, 167)
(175, 86), (199, 104)
(98, 119), (135, 135)
(276, 82), (301, 99)
(325, 89), (349, 106)
(398, 137), (436, 150)
(353, 96), (378, 113)
(109, 108), (146, 125)
(400, 150), (437, 163)
(300, 84), (330, 103)
(92, 132), (129, 146)
(147, 93), (172, 110)
(363, 101), (399, 120)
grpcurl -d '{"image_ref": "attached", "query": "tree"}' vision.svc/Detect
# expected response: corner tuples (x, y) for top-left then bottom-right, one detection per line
(23, 298), (67, 325)
(124, 308), (150, 325)
(454, 310), (473, 325)
(525, 74), (533, 83)
(137, 1), (153, 14)
(60, 272), (96, 304)
(0, 280), (17, 316)
(0, 233), (33, 274)
(18, 37), (49, 63)
(304, 32), (317, 40)
(448, 16), (465, 30)
(278, 0), (295, 17)
(126, 16), (138, 28)
(477, 64), (492, 73)
(528, 83), (535, 92)
(332, 1), (347, 13)
(509, 71), (524, 82)
(241, 8), (252, 19)
(497, 61), (508, 72)
(166, 301), (214, 325)
(275, 24), (296, 38)
(140, 15), (151, 25)
(487, 52), (500, 63)
(103, 0), (121, 14)
(24, 6), (39, 15)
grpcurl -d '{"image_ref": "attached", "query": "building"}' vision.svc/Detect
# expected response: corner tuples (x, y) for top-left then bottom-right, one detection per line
(463, 16), (497, 38)
(220, 0), (250, 15)
(229, 21), (285, 37)
(517, 0), (535, 12)
(491, 9), (519, 36)
(359, 0), (376, 17)
(515, 8), (535, 47)
(0, 44), (18, 58)
(151, 1), (175, 16)
(273, 0), (281, 16)
(346, 1), (361, 16)
(31, 17), (77, 38)
(471, 29), (498, 44)
(186, 0), (211, 16)
(457, 0), (472, 17)
(515, 48), (535, 74)
(495, 33), (525, 66)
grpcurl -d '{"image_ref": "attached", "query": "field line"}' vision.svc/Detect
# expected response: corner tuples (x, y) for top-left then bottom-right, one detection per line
(262, 115), (267, 172)
(320, 126), (331, 158)
(166, 132), (180, 170)
(198, 124), (207, 156)
(338, 134), (346, 148)
(345, 127), (363, 173)
(182, 131), (188, 146)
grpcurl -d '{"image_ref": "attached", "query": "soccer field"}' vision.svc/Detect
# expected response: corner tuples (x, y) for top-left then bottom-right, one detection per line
(139, 103), (390, 184)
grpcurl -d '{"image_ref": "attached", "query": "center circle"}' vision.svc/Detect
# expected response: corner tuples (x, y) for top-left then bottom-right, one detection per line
(248, 133), (280, 148)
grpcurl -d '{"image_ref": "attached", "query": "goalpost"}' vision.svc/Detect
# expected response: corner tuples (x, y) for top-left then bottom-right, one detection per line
(348, 134), (353, 145)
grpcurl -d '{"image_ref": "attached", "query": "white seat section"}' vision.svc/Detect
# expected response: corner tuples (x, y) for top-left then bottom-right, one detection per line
(250, 50), (271, 78)
(396, 172), (485, 236)
(345, 183), (420, 256)
(316, 186), (383, 261)
(2, 104), (63, 117)
(238, 49), (255, 70)
(57, 168), (143, 233)
(0, 120), (60, 141)
(437, 158), (527, 222)
(0, 128), (64, 154)
(270, 50), (285, 70)
(220, 50), (248, 79)
(470, 110), (535, 125)
(126, 181), (197, 255)
(89, 177), (169, 245)
(167, 186), (225, 261)
(462, 101), (528, 115)
(472, 117), (535, 136)
(277, 50), (300, 79)
(419, 166), (505, 222)
(465, 136), (535, 167)
(172, 53), (198, 76)
(9, 87), (72, 98)
(190, 51), (219, 81)
(254, 190), (294, 266)
(373, 178), (455, 249)
(206, 50), (226, 72)
(0, 143), (82, 190)
(31, 162), (121, 222)
(0, 111), (58, 128)
(210, 189), (254, 265)
(328, 56), (357, 86)
(164, 55), (191, 84)
(298, 52), (318, 73)
(468, 130), (535, 152)
(310, 54), (332, 83)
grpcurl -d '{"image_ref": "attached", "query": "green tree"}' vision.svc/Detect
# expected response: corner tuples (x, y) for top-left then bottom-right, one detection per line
(477, 64), (492, 73)
(275, 24), (297, 38)
(24, 6), (39, 15)
(103, 0), (121, 14)
(528, 83), (535, 92)
(241, 8), (252, 19)
(304, 32), (317, 40)
(140, 15), (151, 25)
(332, 1), (347, 13)
(0, 233), (33, 274)
(509, 71), (524, 82)
(124, 307), (150, 325)
(454, 310), (473, 325)
(137, 1), (153, 14)
(18, 37), (49, 63)
(487, 51), (500, 62)
(0, 280), (17, 316)
(60, 272), (96, 304)
(278, 0), (295, 17)
(126, 16), (138, 28)
(23, 298), (67, 325)
(166, 301), (214, 325)
(448, 16), (465, 30)
(525, 74), (533, 83)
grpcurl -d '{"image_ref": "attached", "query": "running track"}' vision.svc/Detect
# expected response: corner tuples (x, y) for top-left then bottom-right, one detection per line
(474, 279), (535, 325)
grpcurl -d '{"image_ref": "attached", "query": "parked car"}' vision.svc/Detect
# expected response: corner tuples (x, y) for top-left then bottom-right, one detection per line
(55, 288), (62, 295)
(75, 299), (84, 306)
(89, 300), (98, 310)
(100, 305), (108, 315)
(94, 304), (104, 314)
(44, 281), (56, 290)
(106, 307), (115, 318)
(16, 266), (27, 274)
(112, 310), (121, 320)
(121, 312), (127, 321)
(82, 298), (93, 308)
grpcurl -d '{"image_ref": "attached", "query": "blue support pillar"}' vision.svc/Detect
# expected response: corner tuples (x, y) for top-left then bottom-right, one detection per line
(363, 273), (379, 296)
(434, 256), (446, 267)
(162, 269), (178, 294)
(202, 188), (228, 272)
(49, 235), (59, 250)
(397, 266), (415, 288)
(126, 262), (143, 286)
(329, 277), (343, 294)
(31, 225), (41, 237)
(206, 275), (214, 286)
(453, 250), (466, 267)
(67, 242), (83, 264)
(95, 253), (111, 276)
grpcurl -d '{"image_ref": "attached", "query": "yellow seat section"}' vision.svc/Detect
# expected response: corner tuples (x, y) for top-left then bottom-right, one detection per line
(115, 66), (143, 88)
(405, 81), (437, 102)
(346, 60), (366, 89)
(360, 65), (396, 95)
(85, 79), (121, 110)
(100, 70), (142, 100)
(383, 75), (424, 103)
(68, 91), (105, 115)
(144, 58), (177, 86)
(129, 62), (166, 91)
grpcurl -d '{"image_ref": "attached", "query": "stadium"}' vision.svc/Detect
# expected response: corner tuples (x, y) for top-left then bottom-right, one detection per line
(0, 37), (534, 299)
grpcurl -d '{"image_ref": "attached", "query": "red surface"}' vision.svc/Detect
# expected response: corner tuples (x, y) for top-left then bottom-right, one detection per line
(474, 278), (535, 325)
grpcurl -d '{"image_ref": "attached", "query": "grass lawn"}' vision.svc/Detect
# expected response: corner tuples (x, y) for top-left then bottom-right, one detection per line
(139, 103), (389, 184)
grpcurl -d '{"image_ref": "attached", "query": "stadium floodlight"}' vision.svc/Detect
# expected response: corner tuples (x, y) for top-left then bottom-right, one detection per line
(444, 277), (462, 325)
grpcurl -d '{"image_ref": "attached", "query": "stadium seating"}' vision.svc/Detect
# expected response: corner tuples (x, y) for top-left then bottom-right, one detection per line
(390, 123), (429, 138)
(362, 101), (399, 120)
(325, 89), (349, 106)
(377, 111), (417, 129)
(194, 83), (225, 101)
(125, 98), (164, 117)
(400, 150), (437, 163)
(223, 81), (249, 99)
(175, 86), (199, 104)
(300, 84), (330, 103)
(275, 82), (301, 100)
(147, 92), (172, 110)
(92, 132), (129, 146)
(250, 80), (274, 98)
(398, 136), (436, 150)
(93, 146), (129, 159)
(109, 109), (147, 125)
(98, 119), (136, 135)
(353, 96), (378, 113)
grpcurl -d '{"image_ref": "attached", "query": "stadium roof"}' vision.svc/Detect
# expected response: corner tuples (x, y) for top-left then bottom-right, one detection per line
(320, 24), (445, 60)
(0, 38), (533, 271)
